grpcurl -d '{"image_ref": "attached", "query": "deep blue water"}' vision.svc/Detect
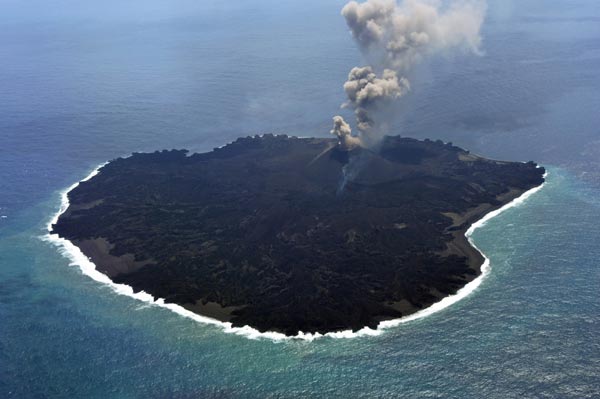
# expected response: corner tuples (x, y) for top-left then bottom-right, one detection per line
(1, 0), (599, 397)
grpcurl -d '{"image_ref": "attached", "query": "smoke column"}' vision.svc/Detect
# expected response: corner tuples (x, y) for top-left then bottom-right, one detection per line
(331, 0), (486, 146)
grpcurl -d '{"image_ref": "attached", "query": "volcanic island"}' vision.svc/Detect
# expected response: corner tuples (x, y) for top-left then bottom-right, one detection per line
(51, 135), (545, 335)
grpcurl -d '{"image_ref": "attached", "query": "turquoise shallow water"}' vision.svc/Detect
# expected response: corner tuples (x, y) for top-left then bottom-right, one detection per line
(1, 0), (600, 397)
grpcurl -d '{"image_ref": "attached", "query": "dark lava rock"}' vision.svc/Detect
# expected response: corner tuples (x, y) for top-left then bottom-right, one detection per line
(51, 135), (545, 335)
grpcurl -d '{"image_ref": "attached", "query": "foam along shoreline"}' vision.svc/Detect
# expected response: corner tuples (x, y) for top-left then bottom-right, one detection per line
(44, 164), (547, 342)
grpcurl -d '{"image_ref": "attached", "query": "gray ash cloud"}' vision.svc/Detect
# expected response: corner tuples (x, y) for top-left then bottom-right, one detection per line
(332, 0), (486, 146)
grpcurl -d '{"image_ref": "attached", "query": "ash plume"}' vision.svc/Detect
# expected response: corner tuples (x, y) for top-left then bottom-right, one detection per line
(342, 0), (485, 71)
(334, 0), (486, 145)
(342, 66), (410, 143)
(331, 115), (362, 149)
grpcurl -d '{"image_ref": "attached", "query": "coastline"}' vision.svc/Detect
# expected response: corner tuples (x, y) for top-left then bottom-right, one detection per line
(44, 164), (547, 342)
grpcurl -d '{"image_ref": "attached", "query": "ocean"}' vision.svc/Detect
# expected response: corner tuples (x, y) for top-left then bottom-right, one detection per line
(1, 0), (599, 397)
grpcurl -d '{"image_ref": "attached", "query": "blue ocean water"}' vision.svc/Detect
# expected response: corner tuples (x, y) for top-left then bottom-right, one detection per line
(1, 0), (599, 397)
